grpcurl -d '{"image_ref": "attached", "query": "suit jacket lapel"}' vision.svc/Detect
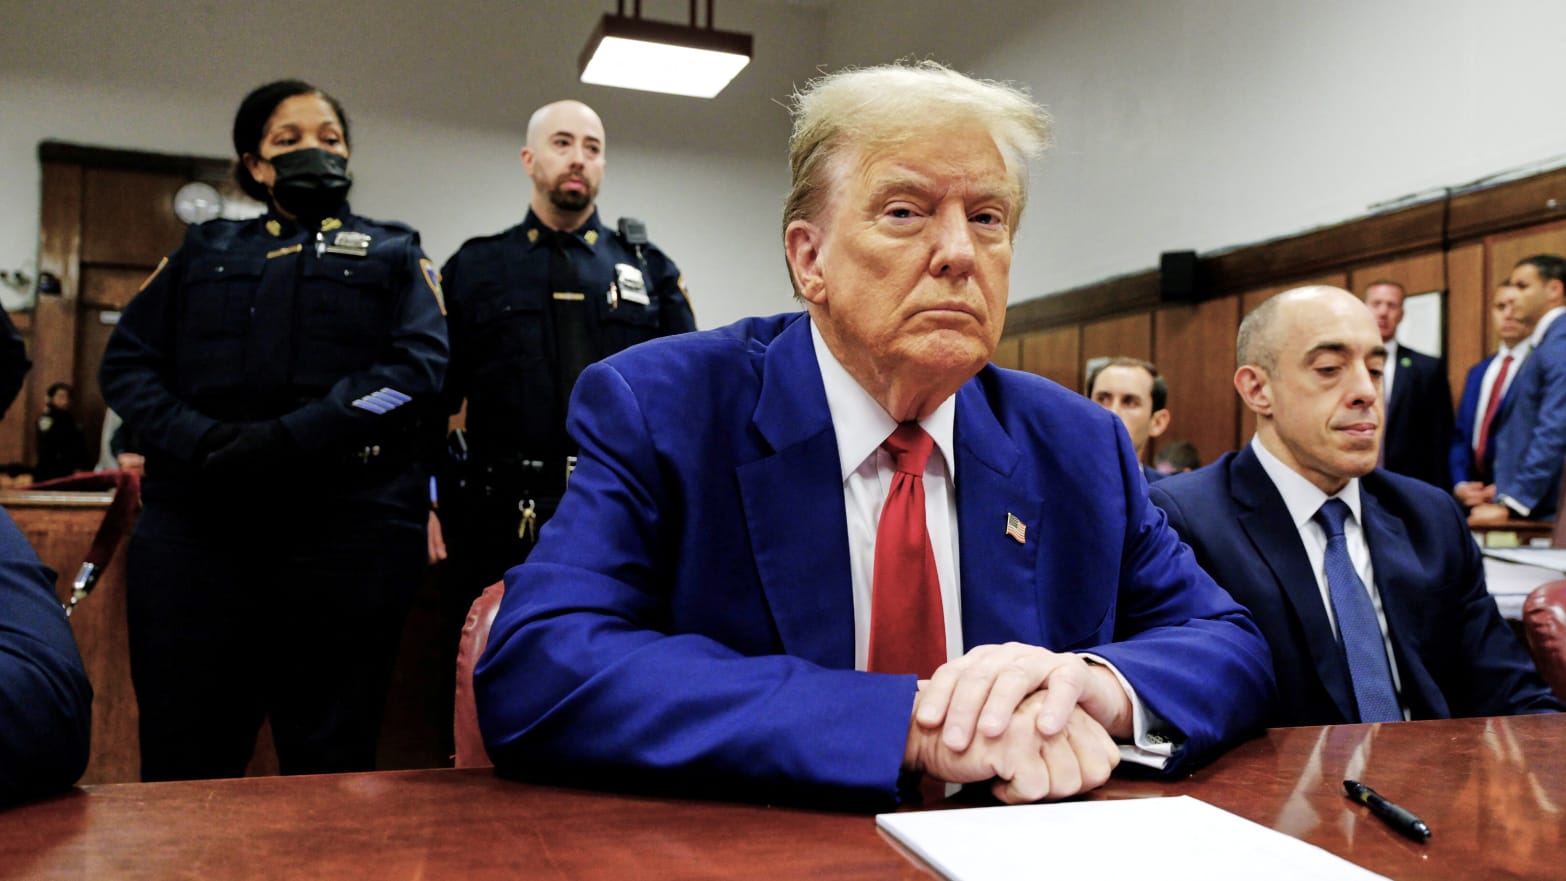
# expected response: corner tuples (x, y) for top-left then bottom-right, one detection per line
(735, 315), (856, 669)
(1231, 448), (1359, 721)
(952, 378), (1043, 649)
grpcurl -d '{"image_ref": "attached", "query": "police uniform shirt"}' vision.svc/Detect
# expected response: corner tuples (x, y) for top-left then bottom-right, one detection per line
(99, 205), (449, 488)
(440, 208), (696, 465)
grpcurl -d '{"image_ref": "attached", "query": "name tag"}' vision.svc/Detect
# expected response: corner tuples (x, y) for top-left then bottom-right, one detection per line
(324, 231), (372, 257)
(614, 263), (650, 305)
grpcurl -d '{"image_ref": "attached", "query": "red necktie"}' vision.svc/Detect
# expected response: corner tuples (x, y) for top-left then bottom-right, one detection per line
(1474, 353), (1513, 478)
(867, 423), (946, 679)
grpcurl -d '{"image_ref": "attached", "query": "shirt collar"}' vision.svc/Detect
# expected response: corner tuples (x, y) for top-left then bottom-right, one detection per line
(1530, 306), (1566, 348)
(1249, 435), (1362, 531)
(521, 207), (604, 251)
(810, 317), (957, 483)
(1498, 340), (1527, 359)
(262, 202), (353, 238)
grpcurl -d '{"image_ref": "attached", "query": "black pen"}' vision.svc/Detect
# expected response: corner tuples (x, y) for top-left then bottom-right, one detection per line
(1344, 779), (1432, 842)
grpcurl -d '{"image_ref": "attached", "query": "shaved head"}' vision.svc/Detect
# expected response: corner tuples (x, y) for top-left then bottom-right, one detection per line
(526, 100), (604, 149)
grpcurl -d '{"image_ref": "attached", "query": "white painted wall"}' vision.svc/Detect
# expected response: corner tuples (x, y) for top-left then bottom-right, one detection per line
(825, 0), (1566, 301)
(4, 0), (1565, 320)
(0, 0), (822, 321)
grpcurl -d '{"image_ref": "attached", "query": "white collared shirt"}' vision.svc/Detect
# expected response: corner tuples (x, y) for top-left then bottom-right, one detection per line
(810, 321), (963, 671)
(810, 320), (1171, 766)
(1529, 305), (1566, 349)
(1250, 437), (1408, 718)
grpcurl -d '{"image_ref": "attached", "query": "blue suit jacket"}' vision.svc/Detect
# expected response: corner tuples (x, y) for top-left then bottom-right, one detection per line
(1449, 355), (1494, 487)
(1495, 315), (1566, 517)
(1382, 345), (1453, 489)
(475, 312), (1273, 806)
(1149, 446), (1562, 727)
(0, 507), (92, 804)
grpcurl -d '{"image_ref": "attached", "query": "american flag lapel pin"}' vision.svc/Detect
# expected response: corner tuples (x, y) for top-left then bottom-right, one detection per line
(1005, 513), (1027, 544)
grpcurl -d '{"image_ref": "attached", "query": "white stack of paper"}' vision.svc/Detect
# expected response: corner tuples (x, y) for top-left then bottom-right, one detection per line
(876, 795), (1389, 881)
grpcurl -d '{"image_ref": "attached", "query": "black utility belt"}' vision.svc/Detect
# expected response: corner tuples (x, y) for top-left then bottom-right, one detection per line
(471, 455), (578, 492)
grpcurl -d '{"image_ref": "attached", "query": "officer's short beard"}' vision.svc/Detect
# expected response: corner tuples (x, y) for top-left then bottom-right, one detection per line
(548, 177), (595, 213)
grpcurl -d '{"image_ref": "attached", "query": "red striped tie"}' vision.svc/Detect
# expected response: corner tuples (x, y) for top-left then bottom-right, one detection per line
(867, 423), (946, 679)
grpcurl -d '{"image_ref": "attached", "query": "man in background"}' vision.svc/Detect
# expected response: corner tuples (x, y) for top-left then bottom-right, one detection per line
(436, 99), (698, 618)
(1363, 280), (1453, 489)
(1451, 281), (1534, 508)
(1086, 357), (1170, 483)
(1474, 255), (1566, 521)
(1151, 286), (1560, 726)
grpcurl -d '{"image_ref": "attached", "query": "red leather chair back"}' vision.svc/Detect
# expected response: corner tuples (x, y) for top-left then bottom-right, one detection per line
(1523, 579), (1566, 702)
(453, 582), (505, 769)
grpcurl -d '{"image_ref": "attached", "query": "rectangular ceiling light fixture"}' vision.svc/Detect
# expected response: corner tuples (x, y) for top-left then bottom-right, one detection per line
(578, 9), (753, 99)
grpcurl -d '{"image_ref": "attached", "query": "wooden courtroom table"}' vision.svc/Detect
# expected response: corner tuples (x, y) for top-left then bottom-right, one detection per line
(2, 714), (1561, 880)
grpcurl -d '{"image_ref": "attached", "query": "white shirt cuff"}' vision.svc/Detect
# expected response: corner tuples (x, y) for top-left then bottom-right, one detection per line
(1080, 653), (1178, 770)
(1500, 494), (1532, 518)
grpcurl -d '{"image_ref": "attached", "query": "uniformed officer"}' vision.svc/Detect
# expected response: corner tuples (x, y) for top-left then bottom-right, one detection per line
(99, 80), (448, 782)
(435, 99), (696, 604)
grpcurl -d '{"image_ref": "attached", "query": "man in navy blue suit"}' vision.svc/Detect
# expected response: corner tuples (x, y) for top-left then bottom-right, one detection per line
(1364, 280), (1453, 490)
(1473, 255), (1566, 522)
(474, 61), (1273, 808)
(1150, 286), (1560, 727)
(1451, 281), (1533, 509)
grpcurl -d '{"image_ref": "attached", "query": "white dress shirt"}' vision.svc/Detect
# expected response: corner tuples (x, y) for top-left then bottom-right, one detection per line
(810, 321), (1171, 766)
(1251, 437), (1409, 719)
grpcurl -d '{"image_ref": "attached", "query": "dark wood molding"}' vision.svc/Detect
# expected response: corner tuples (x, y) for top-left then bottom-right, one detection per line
(1007, 164), (1566, 334)
(38, 141), (230, 182)
(1204, 199), (1447, 294)
(1005, 268), (1159, 336)
(1447, 167), (1566, 242)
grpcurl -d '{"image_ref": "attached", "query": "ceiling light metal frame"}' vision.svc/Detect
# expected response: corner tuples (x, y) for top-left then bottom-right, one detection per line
(578, 0), (754, 99)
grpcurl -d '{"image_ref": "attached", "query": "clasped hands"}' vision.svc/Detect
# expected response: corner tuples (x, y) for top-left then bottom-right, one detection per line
(1454, 481), (1497, 510)
(902, 642), (1130, 804)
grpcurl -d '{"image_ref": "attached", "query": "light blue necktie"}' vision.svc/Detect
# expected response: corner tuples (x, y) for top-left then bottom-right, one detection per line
(1313, 499), (1402, 723)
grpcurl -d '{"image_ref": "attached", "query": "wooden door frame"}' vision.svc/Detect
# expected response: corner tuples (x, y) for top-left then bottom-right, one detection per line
(27, 142), (230, 467)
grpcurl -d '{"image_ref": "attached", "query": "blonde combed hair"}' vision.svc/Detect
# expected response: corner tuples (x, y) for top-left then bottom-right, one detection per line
(783, 60), (1052, 238)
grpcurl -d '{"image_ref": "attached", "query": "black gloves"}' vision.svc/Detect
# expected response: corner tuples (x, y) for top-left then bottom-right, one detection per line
(197, 421), (296, 474)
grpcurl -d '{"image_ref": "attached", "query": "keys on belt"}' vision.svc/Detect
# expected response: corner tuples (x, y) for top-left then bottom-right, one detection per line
(513, 457), (577, 542)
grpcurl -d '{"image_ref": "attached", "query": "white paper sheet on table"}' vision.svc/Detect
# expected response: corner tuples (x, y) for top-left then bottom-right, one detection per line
(876, 795), (1389, 881)
(1482, 547), (1566, 572)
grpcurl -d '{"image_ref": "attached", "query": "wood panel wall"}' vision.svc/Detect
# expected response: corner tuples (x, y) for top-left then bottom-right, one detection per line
(1001, 166), (1566, 466)
(1153, 296), (1240, 468)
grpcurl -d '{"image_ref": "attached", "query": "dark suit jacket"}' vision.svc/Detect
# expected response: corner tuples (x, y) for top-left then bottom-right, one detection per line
(1494, 315), (1566, 518)
(1450, 355), (1494, 487)
(1149, 446), (1562, 727)
(0, 508), (92, 804)
(475, 312), (1274, 806)
(1382, 344), (1454, 489)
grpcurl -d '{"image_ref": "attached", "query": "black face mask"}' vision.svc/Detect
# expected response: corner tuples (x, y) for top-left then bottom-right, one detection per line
(268, 147), (351, 221)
